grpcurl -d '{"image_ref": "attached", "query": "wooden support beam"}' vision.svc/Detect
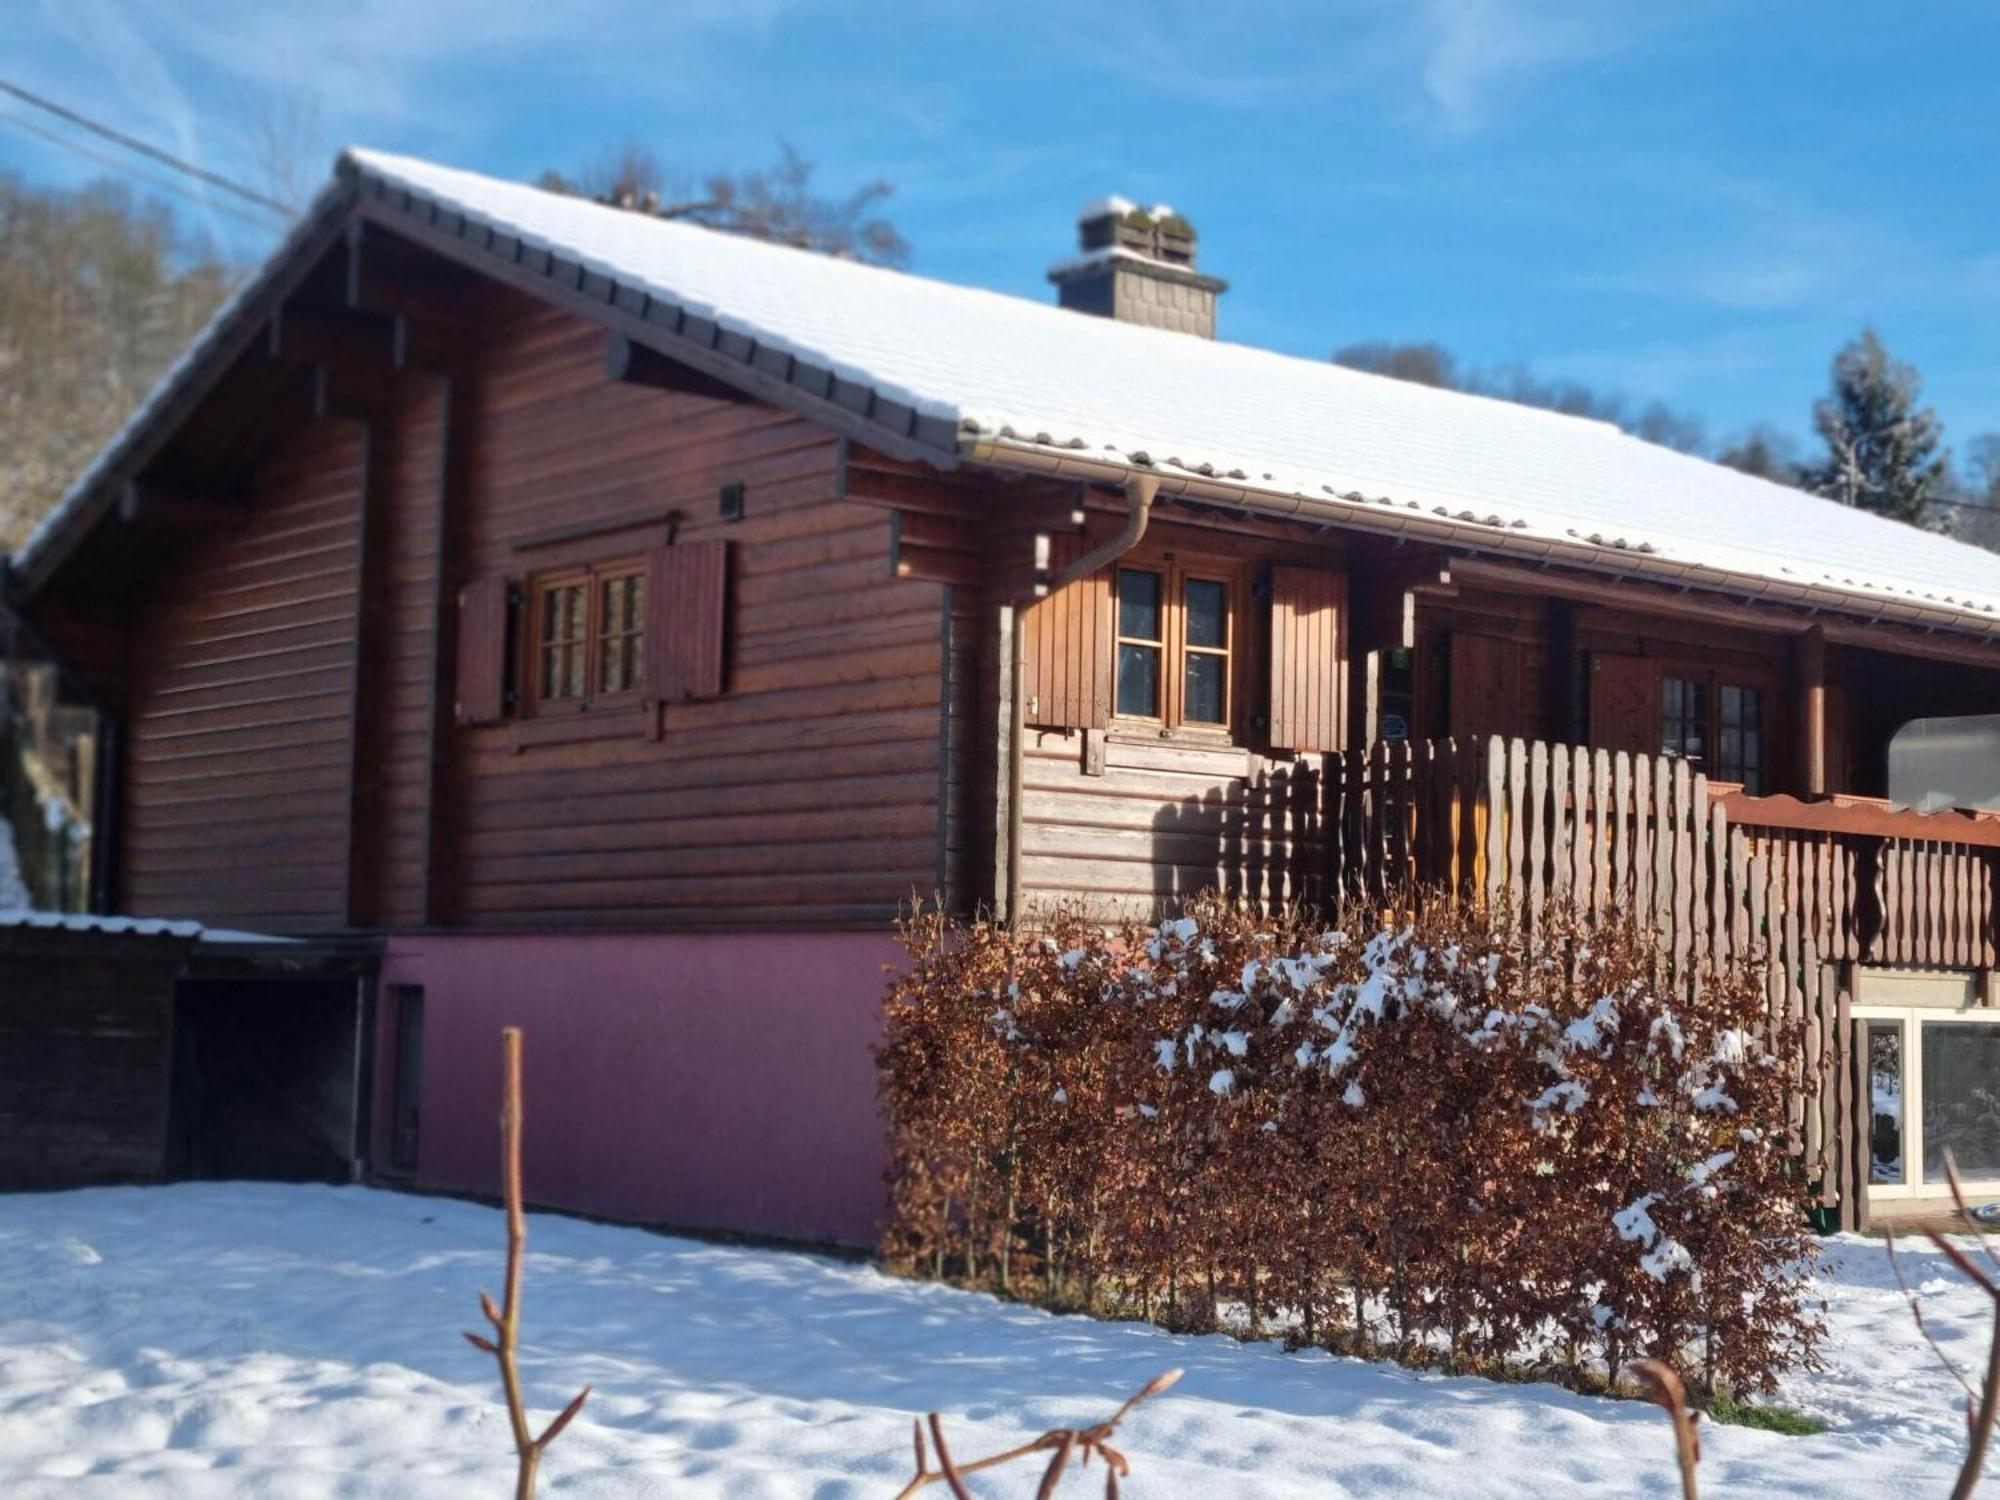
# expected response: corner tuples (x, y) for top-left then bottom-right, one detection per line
(604, 332), (755, 403)
(345, 220), (487, 326)
(116, 479), (240, 530)
(1794, 623), (1827, 798)
(268, 304), (399, 372)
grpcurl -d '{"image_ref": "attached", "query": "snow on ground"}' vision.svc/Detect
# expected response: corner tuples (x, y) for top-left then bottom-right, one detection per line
(0, 1183), (1985, 1498)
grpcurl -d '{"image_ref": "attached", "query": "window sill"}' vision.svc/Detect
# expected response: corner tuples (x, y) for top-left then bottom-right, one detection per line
(508, 703), (651, 750)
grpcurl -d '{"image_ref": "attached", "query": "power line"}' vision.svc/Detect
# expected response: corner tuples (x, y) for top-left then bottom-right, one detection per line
(0, 76), (292, 218)
(0, 109), (285, 232)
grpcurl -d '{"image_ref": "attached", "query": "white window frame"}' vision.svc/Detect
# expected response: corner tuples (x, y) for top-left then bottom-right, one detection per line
(1855, 969), (2000, 1202)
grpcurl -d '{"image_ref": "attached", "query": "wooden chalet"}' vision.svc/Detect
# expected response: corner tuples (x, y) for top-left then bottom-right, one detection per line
(8, 153), (2000, 1237)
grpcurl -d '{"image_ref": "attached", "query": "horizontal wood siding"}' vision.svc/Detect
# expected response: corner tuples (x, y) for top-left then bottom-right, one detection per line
(119, 418), (364, 931)
(0, 934), (184, 1187)
(440, 297), (946, 929)
(1021, 733), (1330, 921)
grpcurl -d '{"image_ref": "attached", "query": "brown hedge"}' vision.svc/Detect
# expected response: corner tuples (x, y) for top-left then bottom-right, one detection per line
(877, 894), (1824, 1394)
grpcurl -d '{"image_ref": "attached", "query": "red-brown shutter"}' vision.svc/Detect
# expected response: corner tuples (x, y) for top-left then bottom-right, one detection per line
(1021, 532), (1111, 729)
(1268, 565), (1346, 752)
(1448, 631), (1529, 740)
(1588, 652), (1658, 757)
(647, 539), (730, 702)
(454, 574), (512, 727)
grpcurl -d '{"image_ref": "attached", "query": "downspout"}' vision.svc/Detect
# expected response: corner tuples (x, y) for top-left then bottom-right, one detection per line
(1003, 473), (1156, 926)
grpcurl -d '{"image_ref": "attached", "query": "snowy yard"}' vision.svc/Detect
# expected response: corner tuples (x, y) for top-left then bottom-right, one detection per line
(0, 1184), (1986, 1497)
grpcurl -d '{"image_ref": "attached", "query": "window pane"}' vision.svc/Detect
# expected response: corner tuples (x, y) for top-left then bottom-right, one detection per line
(1869, 1021), (1904, 1184)
(1923, 1022), (2000, 1181)
(1117, 643), (1160, 718)
(1720, 685), (1741, 728)
(1185, 652), (1225, 724)
(1183, 578), (1227, 649)
(1117, 569), (1162, 642)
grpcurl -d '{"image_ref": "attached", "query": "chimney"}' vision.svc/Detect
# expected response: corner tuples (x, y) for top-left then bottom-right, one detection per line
(1048, 197), (1227, 338)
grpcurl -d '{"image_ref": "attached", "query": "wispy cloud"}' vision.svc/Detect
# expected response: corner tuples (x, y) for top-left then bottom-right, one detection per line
(1406, 0), (1633, 133)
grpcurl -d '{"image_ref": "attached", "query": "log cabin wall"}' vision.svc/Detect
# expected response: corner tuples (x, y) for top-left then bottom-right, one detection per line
(959, 489), (1349, 922)
(435, 291), (948, 931)
(119, 417), (366, 931)
(99, 278), (954, 935)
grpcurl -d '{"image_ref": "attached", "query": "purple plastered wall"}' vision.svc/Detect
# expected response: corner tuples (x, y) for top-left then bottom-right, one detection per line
(374, 931), (898, 1246)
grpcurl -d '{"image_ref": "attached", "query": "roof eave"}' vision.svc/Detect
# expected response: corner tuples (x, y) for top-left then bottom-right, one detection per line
(965, 434), (2000, 651)
(13, 176), (364, 600)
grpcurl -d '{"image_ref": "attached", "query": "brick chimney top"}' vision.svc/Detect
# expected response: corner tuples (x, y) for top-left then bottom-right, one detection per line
(1048, 197), (1227, 339)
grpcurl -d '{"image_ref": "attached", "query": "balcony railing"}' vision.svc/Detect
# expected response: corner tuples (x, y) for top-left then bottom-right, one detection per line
(1329, 735), (2000, 970)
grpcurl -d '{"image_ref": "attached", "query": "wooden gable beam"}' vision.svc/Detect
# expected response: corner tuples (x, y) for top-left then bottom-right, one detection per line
(344, 220), (487, 327)
(117, 479), (242, 531)
(604, 333), (754, 403)
(267, 303), (399, 372)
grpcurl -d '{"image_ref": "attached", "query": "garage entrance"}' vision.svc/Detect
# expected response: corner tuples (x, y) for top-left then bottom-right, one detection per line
(169, 977), (368, 1182)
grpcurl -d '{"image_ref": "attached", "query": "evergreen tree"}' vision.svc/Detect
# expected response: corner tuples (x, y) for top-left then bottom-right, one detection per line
(1803, 328), (1949, 527)
(1716, 424), (1800, 486)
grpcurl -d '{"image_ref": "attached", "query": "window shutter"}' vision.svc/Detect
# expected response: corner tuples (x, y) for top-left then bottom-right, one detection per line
(1448, 631), (1529, 741)
(1588, 652), (1658, 757)
(647, 539), (730, 702)
(454, 574), (512, 727)
(1021, 532), (1111, 729)
(1268, 565), (1346, 752)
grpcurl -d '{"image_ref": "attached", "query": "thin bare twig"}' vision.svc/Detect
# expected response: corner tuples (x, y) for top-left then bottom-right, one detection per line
(1916, 1152), (2000, 1500)
(1627, 1358), (1701, 1500)
(895, 1369), (1181, 1499)
(1886, 1226), (1979, 1405)
(462, 1028), (591, 1500)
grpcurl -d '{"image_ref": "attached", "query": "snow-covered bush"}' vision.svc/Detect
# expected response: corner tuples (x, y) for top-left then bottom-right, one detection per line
(878, 894), (1823, 1394)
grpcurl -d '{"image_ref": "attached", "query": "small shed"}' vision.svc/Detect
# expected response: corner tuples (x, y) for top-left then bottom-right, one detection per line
(0, 912), (378, 1189)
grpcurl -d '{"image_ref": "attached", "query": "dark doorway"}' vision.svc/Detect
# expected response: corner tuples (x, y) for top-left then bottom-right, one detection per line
(386, 984), (424, 1174)
(169, 978), (362, 1182)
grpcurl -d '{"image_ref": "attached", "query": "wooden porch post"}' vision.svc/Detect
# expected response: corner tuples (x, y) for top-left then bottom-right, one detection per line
(1794, 624), (1827, 798)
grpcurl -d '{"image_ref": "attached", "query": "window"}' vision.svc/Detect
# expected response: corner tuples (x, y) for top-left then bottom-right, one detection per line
(1717, 684), (1765, 793)
(1657, 672), (1765, 793)
(1661, 675), (1708, 766)
(1856, 971), (2000, 1201)
(1113, 561), (1235, 733)
(596, 568), (645, 695)
(527, 560), (646, 711)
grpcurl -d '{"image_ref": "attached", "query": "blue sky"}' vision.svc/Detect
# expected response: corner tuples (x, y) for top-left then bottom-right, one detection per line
(6, 0), (1997, 465)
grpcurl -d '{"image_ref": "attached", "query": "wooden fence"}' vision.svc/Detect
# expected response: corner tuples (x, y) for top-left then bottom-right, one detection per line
(1329, 736), (2000, 1227)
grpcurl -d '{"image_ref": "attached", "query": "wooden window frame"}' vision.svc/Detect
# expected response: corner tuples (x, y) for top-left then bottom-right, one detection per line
(1111, 555), (1243, 742)
(1655, 662), (1776, 793)
(523, 556), (646, 716)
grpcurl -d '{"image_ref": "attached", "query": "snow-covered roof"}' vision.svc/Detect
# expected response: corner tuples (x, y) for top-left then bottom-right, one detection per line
(20, 147), (2000, 641)
(0, 909), (288, 943)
